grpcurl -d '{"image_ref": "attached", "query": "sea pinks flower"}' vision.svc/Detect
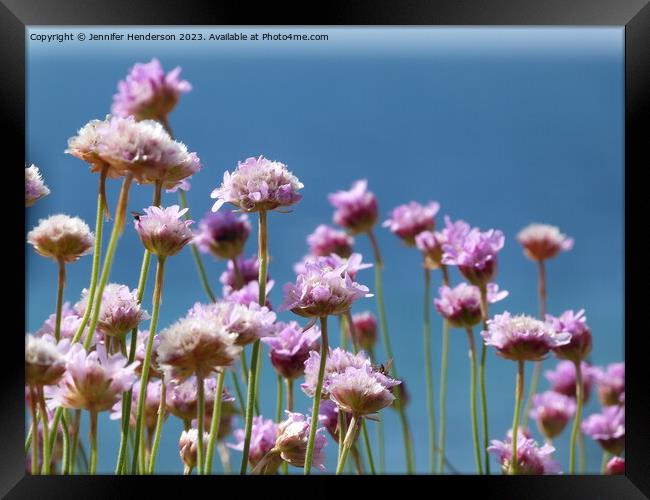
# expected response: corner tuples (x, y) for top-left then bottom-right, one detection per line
(546, 309), (592, 362)
(605, 456), (625, 475)
(228, 416), (278, 467)
(581, 406), (625, 455)
(275, 411), (327, 470)
(329, 364), (401, 416)
(307, 224), (354, 258)
(25, 334), (68, 387)
(49, 343), (138, 413)
(66, 117), (116, 174)
(529, 391), (576, 439)
(112, 58), (192, 121)
(27, 214), (94, 263)
(545, 361), (599, 402)
(75, 283), (149, 338)
(179, 428), (210, 471)
(481, 312), (571, 362)
(220, 255), (265, 295)
(282, 256), (372, 318)
(294, 253), (372, 282)
(221, 301), (277, 346)
(211, 156), (303, 213)
(225, 280), (274, 308)
(36, 302), (92, 343)
(134, 205), (194, 258)
(302, 348), (370, 398)
(415, 230), (445, 270)
(328, 179), (378, 235)
(193, 211), (251, 261)
(488, 434), (561, 475)
(383, 201), (440, 246)
(25, 164), (50, 207)
(596, 362), (625, 406)
(435, 282), (508, 329)
(351, 312), (378, 351)
(318, 399), (344, 440)
(110, 379), (164, 430)
(517, 223), (574, 262)
(442, 218), (505, 286)
(262, 321), (321, 379)
(165, 376), (222, 423)
(156, 307), (242, 382)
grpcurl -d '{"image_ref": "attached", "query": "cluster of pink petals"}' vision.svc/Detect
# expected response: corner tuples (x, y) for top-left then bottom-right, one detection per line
(546, 309), (592, 362)
(110, 379), (164, 430)
(229, 416), (279, 466)
(581, 406), (625, 455)
(488, 433), (561, 474)
(219, 301), (277, 346)
(415, 230), (445, 269)
(434, 282), (508, 329)
(262, 321), (321, 379)
(25, 165), (50, 207)
(596, 362), (625, 406)
(328, 179), (378, 235)
(36, 303), (98, 345)
(275, 411), (327, 470)
(307, 224), (354, 258)
(134, 205), (194, 257)
(112, 58), (192, 120)
(328, 364), (401, 416)
(193, 211), (251, 261)
(220, 255), (265, 295)
(302, 348), (370, 398)
(545, 360), (599, 402)
(383, 201), (440, 246)
(165, 376), (231, 423)
(605, 456), (625, 475)
(27, 214), (95, 263)
(529, 390), (576, 439)
(517, 223), (574, 261)
(351, 311), (378, 351)
(224, 280), (274, 307)
(211, 156), (303, 213)
(482, 312), (571, 362)
(179, 428), (210, 470)
(293, 252), (372, 281)
(25, 334), (69, 387)
(317, 399), (346, 440)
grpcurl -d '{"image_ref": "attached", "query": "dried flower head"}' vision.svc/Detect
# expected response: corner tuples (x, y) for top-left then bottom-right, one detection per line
(25, 164), (50, 207)
(328, 179), (378, 235)
(134, 205), (194, 257)
(517, 223), (574, 261)
(262, 321), (321, 379)
(179, 428), (210, 470)
(27, 214), (94, 263)
(383, 201), (440, 246)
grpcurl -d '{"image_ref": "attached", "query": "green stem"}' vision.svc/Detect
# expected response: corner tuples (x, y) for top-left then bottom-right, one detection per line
(53, 260), (66, 343)
(60, 410), (70, 475)
(478, 284), (491, 474)
(422, 268), (436, 473)
(197, 374), (206, 475)
(369, 347), (385, 473)
(131, 256), (166, 474)
(344, 310), (359, 353)
(465, 327), (483, 474)
(206, 371), (226, 474)
(569, 361), (583, 474)
(70, 410), (80, 474)
(275, 375), (284, 422)
(230, 370), (246, 416)
(147, 381), (167, 474)
(367, 229), (414, 474)
(339, 315), (349, 350)
(509, 361), (525, 475)
(304, 316), (330, 475)
(286, 379), (294, 412)
(336, 414), (360, 474)
(579, 429), (587, 473)
(89, 410), (98, 475)
(361, 420), (376, 475)
(29, 387), (39, 475)
(37, 387), (51, 474)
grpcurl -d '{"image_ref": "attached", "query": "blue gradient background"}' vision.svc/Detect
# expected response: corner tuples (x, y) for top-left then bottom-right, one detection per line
(26, 27), (623, 474)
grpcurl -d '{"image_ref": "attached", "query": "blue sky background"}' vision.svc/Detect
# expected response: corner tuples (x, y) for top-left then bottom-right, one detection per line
(26, 27), (623, 474)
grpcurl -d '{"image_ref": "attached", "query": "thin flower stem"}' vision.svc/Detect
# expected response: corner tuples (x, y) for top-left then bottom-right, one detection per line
(579, 429), (587, 473)
(367, 229), (415, 474)
(286, 378), (294, 412)
(351, 445), (365, 474)
(465, 327), (483, 474)
(344, 310), (359, 353)
(232, 257), (244, 288)
(337, 410), (345, 463)
(197, 374), (206, 475)
(89, 410), (98, 474)
(437, 266), (450, 474)
(218, 443), (232, 474)
(304, 316), (329, 475)
(601, 450), (610, 473)
(147, 382), (167, 474)
(421, 267), (436, 473)
(336, 414), (360, 474)
(37, 387), (51, 474)
(205, 370), (226, 474)
(53, 260), (66, 343)
(60, 410), (70, 475)
(230, 370), (246, 416)
(478, 284), (491, 474)
(275, 375), (284, 422)
(29, 387), (39, 475)
(77, 438), (90, 473)
(239, 350), (259, 417)
(131, 256), (166, 474)
(509, 361), (525, 475)
(70, 410), (80, 474)
(368, 347), (385, 473)
(569, 361), (584, 474)
(361, 420), (376, 475)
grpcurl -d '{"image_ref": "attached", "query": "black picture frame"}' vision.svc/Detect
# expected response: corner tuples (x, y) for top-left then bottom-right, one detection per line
(4, 0), (648, 497)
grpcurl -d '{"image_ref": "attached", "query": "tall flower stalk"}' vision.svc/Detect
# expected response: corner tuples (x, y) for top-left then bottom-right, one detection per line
(422, 267), (436, 472)
(465, 327), (482, 473)
(436, 265), (450, 473)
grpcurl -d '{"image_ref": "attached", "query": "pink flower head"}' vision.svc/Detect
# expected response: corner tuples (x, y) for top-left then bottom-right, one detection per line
(220, 255), (266, 295)
(134, 205), (194, 257)
(488, 433), (561, 475)
(25, 164), (50, 207)
(383, 201), (440, 246)
(48, 343), (139, 413)
(546, 309), (592, 362)
(441, 216), (505, 286)
(517, 223), (574, 262)
(544, 360), (598, 403)
(596, 362), (625, 407)
(36, 302), (98, 345)
(529, 390), (576, 439)
(302, 348), (370, 398)
(275, 411), (327, 470)
(582, 406), (625, 455)
(112, 58), (192, 121)
(435, 282), (508, 329)
(220, 301), (277, 346)
(132, 330), (162, 379)
(605, 456), (625, 475)
(228, 415), (279, 467)
(224, 280), (274, 308)
(351, 311), (378, 351)
(293, 252), (372, 282)
(481, 312), (571, 362)
(307, 224), (354, 258)
(165, 375), (229, 423)
(111, 379), (164, 430)
(262, 321), (321, 379)
(179, 428), (210, 470)
(27, 214), (94, 263)
(211, 155), (303, 213)
(194, 211), (251, 261)
(25, 334), (68, 387)
(282, 255), (372, 318)
(415, 230), (446, 270)
(328, 364), (401, 416)
(317, 399), (350, 441)
(328, 179), (378, 235)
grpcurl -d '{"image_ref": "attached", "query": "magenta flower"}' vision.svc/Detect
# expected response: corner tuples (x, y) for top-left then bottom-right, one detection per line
(605, 456), (625, 475)
(48, 343), (138, 413)
(517, 223), (574, 262)
(220, 301), (277, 346)
(228, 415), (279, 467)
(193, 211), (251, 261)
(481, 312), (571, 362)
(351, 311), (378, 351)
(328, 179), (378, 235)
(262, 321), (321, 379)
(441, 217), (505, 286)
(434, 282), (508, 329)
(328, 364), (401, 416)
(596, 362), (625, 406)
(581, 406), (625, 455)
(488, 434), (561, 475)
(307, 224), (354, 258)
(317, 399), (349, 441)
(36, 302), (98, 345)
(302, 348), (370, 398)
(111, 379), (164, 430)
(179, 428), (210, 470)
(27, 214), (94, 263)
(112, 58), (192, 121)
(415, 230), (445, 270)
(220, 255), (266, 295)
(282, 255), (372, 318)
(165, 376), (229, 423)
(134, 205), (194, 257)
(25, 164), (50, 207)
(293, 252), (372, 281)
(25, 334), (68, 387)
(383, 201), (440, 246)
(211, 155), (303, 213)
(275, 411), (328, 470)
(545, 361), (599, 403)
(529, 390), (576, 439)
(546, 309), (592, 362)
(225, 280), (274, 308)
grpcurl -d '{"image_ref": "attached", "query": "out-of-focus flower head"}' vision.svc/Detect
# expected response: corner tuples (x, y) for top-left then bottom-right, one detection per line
(275, 411), (327, 470)
(581, 406), (625, 456)
(25, 334), (69, 387)
(488, 433), (561, 475)
(194, 211), (251, 261)
(529, 390), (576, 439)
(517, 223), (574, 262)
(328, 179), (378, 235)
(306, 224), (354, 258)
(546, 309), (592, 363)
(545, 360), (599, 403)
(228, 415), (278, 467)
(262, 321), (321, 380)
(27, 214), (94, 263)
(383, 201), (440, 246)
(25, 164), (50, 207)
(434, 282), (507, 329)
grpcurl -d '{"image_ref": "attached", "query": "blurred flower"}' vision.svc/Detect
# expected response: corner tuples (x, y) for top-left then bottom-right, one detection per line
(307, 224), (354, 258)
(27, 214), (94, 263)
(220, 255), (265, 295)
(25, 334), (68, 387)
(581, 406), (625, 455)
(224, 280), (274, 308)
(317, 399), (350, 441)
(275, 411), (327, 470)
(383, 201), (440, 246)
(25, 164), (50, 207)
(228, 415), (278, 467)
(132, 330), (162, 379)
(111, 379), (164, 430)
(328, 364), (401, 416)
(194, 211), (251, 261)
(179, 428), (209, 470)
(134, 205), (194, 257)
(488, 433), (561, 475)
(351, 311), (378, 351)
(434, 282), (507, 329)
(221, 301), (276, 346)
(517, 223), (573, 262)
(545, 360), (599, 403)
(328, 179), (378, 235)
(529, 390), (576, 439)
(36, 303), (98, 344)
(605, 456), (625, 475)
(546, 309), (592, 363)
(294, 252), (372, 282)
(596, 362), (625, 407)
(165, 375), (231, 424)
(415, 230), (445, 270)
(262, 321), (321, 379)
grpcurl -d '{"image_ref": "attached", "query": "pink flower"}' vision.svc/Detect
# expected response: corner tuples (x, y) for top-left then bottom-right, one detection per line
(596, 362), (625, 407)
(25, 164), (50, 207)
(328, 179), (378, 235)
(517, 223), (573, 261)
(581, 406), (625, 455)
(546, 309), (592, 362)
(488, 433), (561, 474)
(544, 361), (599, 403)
(307, 224), (354, 258)
(111, 379), (164, 430)
(415, 230), (445, 270)
(134, 205), (194, 257)
(328, 364), (401, 416)
(351, 311), (378, 351)
(179, 428), (210, 470)
(529, 390), (576, 439)
(25, 334), (68, 387)
(220, 255), (266, 295)
(165, 376), (232, 424)
(228, 416), (278, 467)
(261, 321), (321, 380)
(434, 282), (508, 329)
(605, 456), (625, 475)
(275, 411), (328, 470)
(27, 214), (94, 263)
(302, 348), (370, 398)
(383, 201), (440, 246)
(193, 211), (251, 261)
